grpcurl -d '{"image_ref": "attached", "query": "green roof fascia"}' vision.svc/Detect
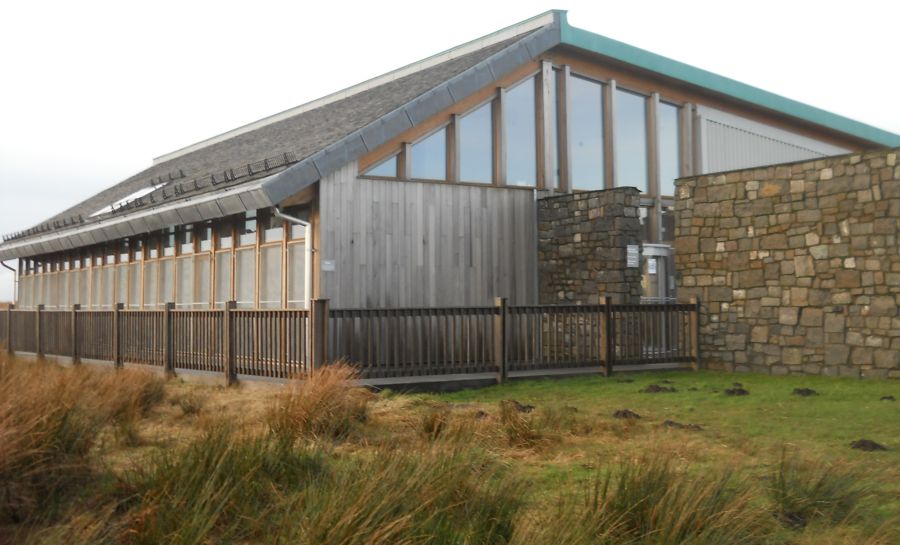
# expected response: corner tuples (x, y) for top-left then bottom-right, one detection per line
(558, 12), (900, 147)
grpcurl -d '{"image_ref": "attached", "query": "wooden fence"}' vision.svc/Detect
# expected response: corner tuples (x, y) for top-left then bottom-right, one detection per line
(3, 298), (700, 384)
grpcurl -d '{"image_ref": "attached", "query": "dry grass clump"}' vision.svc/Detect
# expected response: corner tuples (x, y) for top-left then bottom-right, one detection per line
(513, 457), (772, 545)
(769, 451), (874, 529)
(0, 356), (166, 523)
(266, 362), (374, 442)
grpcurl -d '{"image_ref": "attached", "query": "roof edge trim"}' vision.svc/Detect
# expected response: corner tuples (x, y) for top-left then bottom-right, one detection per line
(558, 13), (900, 148)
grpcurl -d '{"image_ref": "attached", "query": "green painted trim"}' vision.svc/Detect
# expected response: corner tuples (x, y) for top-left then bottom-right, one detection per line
(558, 13), (900, 147)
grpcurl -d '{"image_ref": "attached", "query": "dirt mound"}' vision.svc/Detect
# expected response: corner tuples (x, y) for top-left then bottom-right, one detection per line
(724, 387), (750, 396)
(613, 409), (641, 419)
(662, 420), (702, 431)
(792, 388), (818, 397)
(506, 400), (534, 413)
(641, 384), (676, 394)
(850, 439), (887, 452)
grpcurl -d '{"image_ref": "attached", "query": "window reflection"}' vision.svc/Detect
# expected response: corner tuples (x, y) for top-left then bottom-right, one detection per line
(614, 89), (648, 193)
(658, 102), (680, 197)
(504, 77), (536, 186)
(364, 155), (397, 177)
(459, 102), (493, 183)
(569, 76), (604, 190)
(410, 128), (446, 180)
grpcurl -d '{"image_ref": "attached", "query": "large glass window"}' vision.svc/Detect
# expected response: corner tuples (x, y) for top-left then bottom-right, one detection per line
(179, 225), (194, 255)
(260, 210), (283, 243)
(504, 77), (536, 186)
(176, 257), (194, 308)
(194, 254), (210, 308)
(214, 252), (232, 308)
(259, 246), (282, 308)
(239, 211), (257, 246)
(160, 260), (174, 306)
(458, 102), (493, 183)
(217, 219), (234, 250)
(658, 102), (681, 197)
(128, 263), (141, 308)
(287, 243), (307, 309)
(198, 223), (213, 252)
(235, 249), (256, 308)
(363, 155), (397, 177)
(143, 261), (158, 308)
(410, 127), (446, 180)
(569, 76), (605, 190)
(614, 89), (649, 193)
(162, 228), (176, 257)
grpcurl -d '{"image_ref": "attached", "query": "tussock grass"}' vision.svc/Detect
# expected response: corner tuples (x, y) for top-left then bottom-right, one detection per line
(0, 355), (165, 523)
(515, 458), (771, 545)
(266, 362), (374, 442)
(770, 450), (873, 528)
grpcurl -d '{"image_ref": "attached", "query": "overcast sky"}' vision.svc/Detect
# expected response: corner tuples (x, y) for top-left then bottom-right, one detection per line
(1, 0), (898, 302)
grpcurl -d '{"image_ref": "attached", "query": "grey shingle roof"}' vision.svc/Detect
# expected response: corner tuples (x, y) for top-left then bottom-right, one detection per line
(42, 37), (521, 229)
(0, 12), (562, 259)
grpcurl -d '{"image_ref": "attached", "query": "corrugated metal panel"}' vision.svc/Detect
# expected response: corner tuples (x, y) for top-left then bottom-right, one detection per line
(698, 105), (849, 174)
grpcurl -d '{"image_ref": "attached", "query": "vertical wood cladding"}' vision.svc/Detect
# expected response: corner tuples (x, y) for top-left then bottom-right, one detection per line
(319, 162), (538, 307)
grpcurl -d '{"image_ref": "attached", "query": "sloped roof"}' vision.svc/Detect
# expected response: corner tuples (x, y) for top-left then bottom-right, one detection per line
(2, 9), (898, 260)
(0, 12), (559, 259)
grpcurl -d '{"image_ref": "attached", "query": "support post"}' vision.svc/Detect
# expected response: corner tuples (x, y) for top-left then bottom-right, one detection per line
(163, 302), (175, 377)
(689, 297), (701, 371)
(36, 304), (44, 359)
(494, 297), (508, 384)
(309, 298), (329, 374)
(224, 300), (237, 386)
(6, 304), (13, 355)
(603, 296), (614, 376)
(113, 303), (123, 368)
(71, 304), (80, 364)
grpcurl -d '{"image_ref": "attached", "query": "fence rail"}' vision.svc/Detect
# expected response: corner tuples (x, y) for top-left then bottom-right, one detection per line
(4, 298), (700, 384)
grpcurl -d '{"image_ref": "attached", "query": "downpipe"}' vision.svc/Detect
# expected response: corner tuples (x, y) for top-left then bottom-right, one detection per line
(1, 261), (16, 304)
(272, 207), (313, 311)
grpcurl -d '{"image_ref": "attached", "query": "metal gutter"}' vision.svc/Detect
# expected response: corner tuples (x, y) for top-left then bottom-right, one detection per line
(558, 12), (900, 148)
(0, 178), (285, 261)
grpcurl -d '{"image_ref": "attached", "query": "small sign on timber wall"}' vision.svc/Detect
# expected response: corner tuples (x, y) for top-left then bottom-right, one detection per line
(321, 259), (336, 272)
(626, 245), (640, 268)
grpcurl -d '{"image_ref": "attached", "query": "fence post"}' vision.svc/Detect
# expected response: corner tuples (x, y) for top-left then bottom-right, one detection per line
(603, 296), (614, 376)
(113, 303), (123, 368)
(6, 304), (13, 355)
(163, 302), (175, 377)
(494, 297), (507, 384)
(36, 304), (44, 359)
(71, 304), (80, 364)
(224, 300), (237, 386)
(309, 299), (330, 374)
(689, 297), (701, 371)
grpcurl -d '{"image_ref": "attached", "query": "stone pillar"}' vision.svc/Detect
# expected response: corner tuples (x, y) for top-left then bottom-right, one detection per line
(537, 187), (643, 305)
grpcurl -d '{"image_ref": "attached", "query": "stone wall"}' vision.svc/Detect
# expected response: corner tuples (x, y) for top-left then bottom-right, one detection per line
(538, 188), (642, 304)
(675, 148), (899, 378)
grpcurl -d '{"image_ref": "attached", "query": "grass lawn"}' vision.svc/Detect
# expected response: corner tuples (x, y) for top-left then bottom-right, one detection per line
(433, 370), (900, 517)
(2, 354), (898, 544)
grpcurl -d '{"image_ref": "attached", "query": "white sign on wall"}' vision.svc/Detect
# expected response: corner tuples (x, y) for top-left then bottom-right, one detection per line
(321, 259), (336, 272)
(626, 245), (640, 268)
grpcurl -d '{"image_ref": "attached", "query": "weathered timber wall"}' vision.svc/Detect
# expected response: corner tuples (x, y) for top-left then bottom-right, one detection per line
(675, 148), (900, 378)
(319, 162), (539, 307)
(537, 188), (643, 304)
